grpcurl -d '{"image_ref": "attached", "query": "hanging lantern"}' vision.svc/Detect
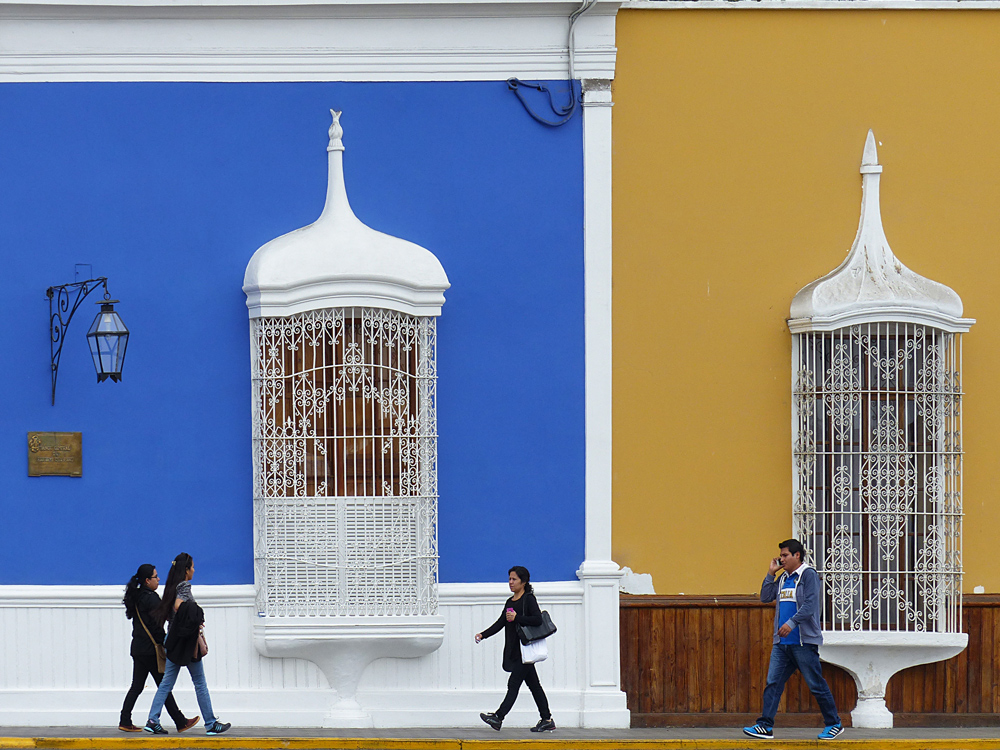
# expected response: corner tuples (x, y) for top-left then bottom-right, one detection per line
(86, 300), (129, 383)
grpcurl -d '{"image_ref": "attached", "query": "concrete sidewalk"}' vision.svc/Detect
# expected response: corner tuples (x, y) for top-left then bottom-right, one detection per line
(2, 726), (1000, 749)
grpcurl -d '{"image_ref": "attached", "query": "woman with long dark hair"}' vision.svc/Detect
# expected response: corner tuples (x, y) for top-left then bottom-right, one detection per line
(475, 566), (555, 733)
(118, 564), (198, 733)
(143, 553), (231, 736)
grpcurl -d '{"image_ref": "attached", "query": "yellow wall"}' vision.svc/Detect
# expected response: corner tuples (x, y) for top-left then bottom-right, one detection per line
(612, 9), (1000, 595)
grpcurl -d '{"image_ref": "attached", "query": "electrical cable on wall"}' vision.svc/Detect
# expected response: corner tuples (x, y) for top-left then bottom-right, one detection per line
(507, 0), (600, 127)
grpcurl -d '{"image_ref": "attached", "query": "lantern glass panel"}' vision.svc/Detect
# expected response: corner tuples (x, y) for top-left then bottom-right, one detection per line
(86, 305), (129, 382)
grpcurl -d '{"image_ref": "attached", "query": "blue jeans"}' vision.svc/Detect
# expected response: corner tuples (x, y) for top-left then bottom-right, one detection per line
(147, 658), (217, 728)
(757, 644), (840, 729)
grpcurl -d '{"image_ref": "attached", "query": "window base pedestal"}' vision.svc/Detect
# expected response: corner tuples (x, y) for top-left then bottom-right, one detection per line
(820, 631), (968, 728)
(253, 615), (445, 727)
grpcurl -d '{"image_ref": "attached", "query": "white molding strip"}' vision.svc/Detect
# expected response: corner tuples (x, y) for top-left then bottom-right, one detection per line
(623, 0), (1000, 9)
(0, 584), (255, 608)
(0, 582), (581, 608)
(0, 0), (620, 82)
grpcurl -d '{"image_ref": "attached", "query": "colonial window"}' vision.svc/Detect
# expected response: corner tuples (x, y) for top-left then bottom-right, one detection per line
(787, 131), (973, 728)
(250, 307), (438, 616)
(789, 133), (973, 638)
(242, 109), (450, 708)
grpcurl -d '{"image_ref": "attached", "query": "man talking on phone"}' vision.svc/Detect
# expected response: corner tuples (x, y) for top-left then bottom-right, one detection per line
(742, 539), (843, 741)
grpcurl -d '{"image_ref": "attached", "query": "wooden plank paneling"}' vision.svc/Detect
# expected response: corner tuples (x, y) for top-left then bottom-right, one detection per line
(723, 608), (738, 713)
(621, 594), (1000, 727)
(646, 607), (663, 716)
(662, 607), (677, 713)
(967, 604), (982, 713)
(747, 607), (763, 715)
(685, 608), (701, 713)
(673, 607), (688, 714)
(620, 606), (639, 713)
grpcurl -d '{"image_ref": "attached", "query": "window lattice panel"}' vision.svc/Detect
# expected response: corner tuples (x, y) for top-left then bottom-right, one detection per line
(251, 308), (439, 617)
(793, 324), (963, 634)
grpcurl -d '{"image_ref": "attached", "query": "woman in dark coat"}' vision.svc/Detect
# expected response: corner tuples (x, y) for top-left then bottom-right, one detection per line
(475, 566), (555, 733)
(118, 563), (198, 732)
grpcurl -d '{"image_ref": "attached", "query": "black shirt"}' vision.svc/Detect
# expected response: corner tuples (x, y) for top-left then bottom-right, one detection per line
(481, 592), (543, 672)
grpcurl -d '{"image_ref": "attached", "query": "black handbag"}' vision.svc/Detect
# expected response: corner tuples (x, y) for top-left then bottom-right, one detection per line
(516, 610), (557, 645)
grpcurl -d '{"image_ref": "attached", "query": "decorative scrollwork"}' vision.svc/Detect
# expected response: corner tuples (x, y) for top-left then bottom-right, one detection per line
(863, 403), (915, 562)
(823, 342), (861, 441)
(824, 524), (862, 628)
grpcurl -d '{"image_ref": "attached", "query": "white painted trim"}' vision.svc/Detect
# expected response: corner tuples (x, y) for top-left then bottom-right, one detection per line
(788, 309), (975, 334)
(0, 0), (621, 82)
(576, 77), (629, 729)
(581, 79), (614, 568)
(623, 0), (1000, 9)
(0, 581), (604, 727)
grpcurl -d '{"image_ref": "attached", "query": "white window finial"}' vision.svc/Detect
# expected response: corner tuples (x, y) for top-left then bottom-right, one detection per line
(328, 109), (344, 152)
(860, 128), (881, 173)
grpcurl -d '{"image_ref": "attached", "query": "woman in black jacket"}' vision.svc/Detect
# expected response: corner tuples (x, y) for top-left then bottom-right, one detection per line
(475, 566), (555, 733)
(118, 564), (198, 733)
(143, 553), (231, 736)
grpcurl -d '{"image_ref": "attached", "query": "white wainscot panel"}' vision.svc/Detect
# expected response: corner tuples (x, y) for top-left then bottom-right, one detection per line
(0, 582), (587, 727)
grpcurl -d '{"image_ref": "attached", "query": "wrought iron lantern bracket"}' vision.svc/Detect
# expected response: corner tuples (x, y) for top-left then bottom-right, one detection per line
(46, 276), (121, 405)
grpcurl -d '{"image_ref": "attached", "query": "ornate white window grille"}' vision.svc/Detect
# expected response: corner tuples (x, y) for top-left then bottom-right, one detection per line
(792, 323), (963, 634)
(251, 307), (438, 617)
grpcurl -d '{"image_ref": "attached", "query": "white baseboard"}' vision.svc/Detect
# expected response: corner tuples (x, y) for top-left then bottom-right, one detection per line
(0, 582), (630, 728)
(0, 688), (597, 728)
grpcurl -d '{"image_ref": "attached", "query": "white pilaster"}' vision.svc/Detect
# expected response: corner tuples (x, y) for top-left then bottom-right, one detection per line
(576, 77), (629, 729)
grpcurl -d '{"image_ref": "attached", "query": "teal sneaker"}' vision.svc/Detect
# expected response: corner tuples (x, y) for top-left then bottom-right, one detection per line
(818, 723), (844, 740)
(742, 724), (773, 738)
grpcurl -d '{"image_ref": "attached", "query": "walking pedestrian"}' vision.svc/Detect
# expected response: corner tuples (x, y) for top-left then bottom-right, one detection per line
(476, 566), (555, 733)
(743, 539), (844, 740)
(144, 553), (231, 736)
(118, 563), (199, 733)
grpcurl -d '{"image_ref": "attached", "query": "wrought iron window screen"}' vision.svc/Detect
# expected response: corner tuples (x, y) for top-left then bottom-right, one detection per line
(251, 307), (439, 617)
(793, 322), (963, 634)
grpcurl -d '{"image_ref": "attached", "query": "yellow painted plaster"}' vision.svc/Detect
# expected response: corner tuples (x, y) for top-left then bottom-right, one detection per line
(612, 9), (1000, 595)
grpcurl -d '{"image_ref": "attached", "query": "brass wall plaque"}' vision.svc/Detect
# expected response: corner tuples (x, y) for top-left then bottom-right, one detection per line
(28, 432), (82, 477)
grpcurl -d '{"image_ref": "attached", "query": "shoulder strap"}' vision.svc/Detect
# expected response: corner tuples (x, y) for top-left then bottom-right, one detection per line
(135, 607), (159, 648)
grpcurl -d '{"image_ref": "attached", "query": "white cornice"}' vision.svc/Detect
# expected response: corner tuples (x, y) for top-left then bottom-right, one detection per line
(0, 0), (620, 82)
(623, 0), (1000, 8)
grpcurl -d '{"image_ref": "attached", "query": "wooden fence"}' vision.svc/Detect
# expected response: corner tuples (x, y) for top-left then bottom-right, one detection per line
(620, 594), (1000, 727)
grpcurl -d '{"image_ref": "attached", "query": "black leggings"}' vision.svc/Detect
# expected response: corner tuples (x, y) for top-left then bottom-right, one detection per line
(119, 652), (187, 727)
(496, 662), (551, 721)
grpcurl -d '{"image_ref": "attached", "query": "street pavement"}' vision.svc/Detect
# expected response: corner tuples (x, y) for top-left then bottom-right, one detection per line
(2, 725), (1000, 749)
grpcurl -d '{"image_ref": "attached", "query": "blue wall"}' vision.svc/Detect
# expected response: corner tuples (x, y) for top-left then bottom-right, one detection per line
(0, 82), (585, 585)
